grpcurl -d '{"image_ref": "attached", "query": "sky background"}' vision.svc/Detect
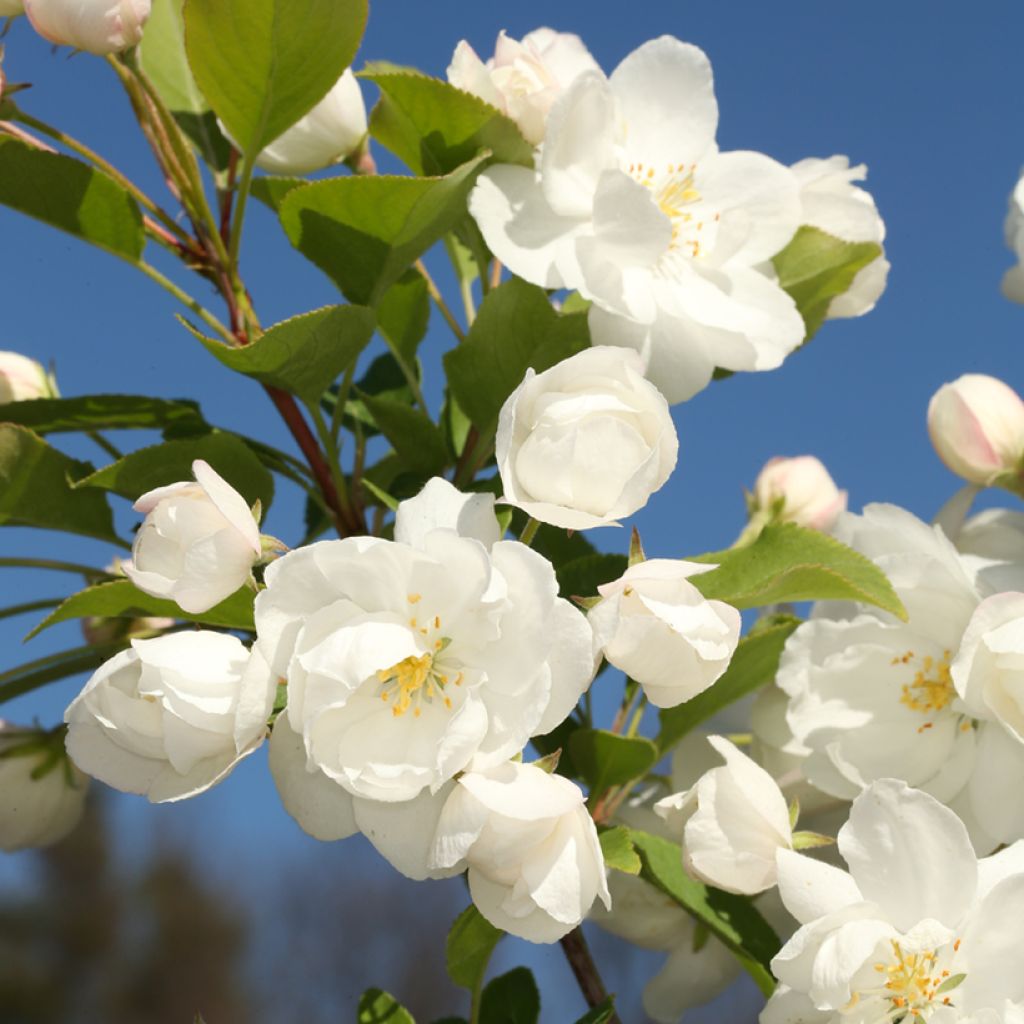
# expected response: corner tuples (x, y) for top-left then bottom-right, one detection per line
(2, 1), (1024, 1021)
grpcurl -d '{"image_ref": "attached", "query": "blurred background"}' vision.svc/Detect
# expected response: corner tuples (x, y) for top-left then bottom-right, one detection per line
(1, 1), (1023, 1021)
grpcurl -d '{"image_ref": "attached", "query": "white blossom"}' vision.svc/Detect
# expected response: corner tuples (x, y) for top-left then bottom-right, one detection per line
(588, 559), (739, 707)
(430, 760), (610, 942)
(752, 455), (847, 532)
(495, 346), (678, 529)
(0, 722), (88, 852)
(0, 350), (54, 403)
(447, 27), (600, 145)
(470, 36), (805, 403)
(24, 0), (150, 54)
(64, 632), (274, 802)
(954, 507), (1024, 593)
(259, 477), (593, 805)
(125, 459), (261, 614)
(791, 156), (889, 319)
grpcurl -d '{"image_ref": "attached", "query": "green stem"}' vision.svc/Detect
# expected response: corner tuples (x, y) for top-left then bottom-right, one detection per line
(379, 334), (427, 411)
(0, 557), (111, 577)
(0, 599), (62, 622)
(416, 259), (465, 343)
(626, 694), (648, 738)
(85, 430), (123, 461)
(228, 153), (256, 269)
(135, 261), (236, 345)
(308, 403), (353, 524)
(518, 517), (541, 548)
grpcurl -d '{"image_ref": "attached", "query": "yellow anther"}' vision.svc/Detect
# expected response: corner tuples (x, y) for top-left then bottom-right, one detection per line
(407, 593), (422, 604)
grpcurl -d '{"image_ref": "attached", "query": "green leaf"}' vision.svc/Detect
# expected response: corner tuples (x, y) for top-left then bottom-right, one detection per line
(0, 394), (207, 436)
(478, 967), (540, 1024)
(251, 174), (307, 212)
(630, 829), (780, 996)
(573, 1001), (616, 1024)
(690, 523), (906, 620)
(27, 579), (255, 641)
(445, 904), (503, 992)
(183, 0), (367, 157)
(0, 640), (127, 705)
(74, 432), (274, 510)
(357, 988), (415, 1024)
(444, 279), (590, 438)
(557, 554), (628, 601)
(363, 64), (534, 176)
(359, 393), (449, 476)
(656, 615), (802, 752)
(193, 305), (375, 405)
(0, 599), (62, 623)
(377, 270), (430, 362)
(569, 729), (659, 794)
(599, 825), (641, 875)
(773, 226), (882, 341)
(0, 426), (120, 544)
(0, 138), (144, 262)
(278, 156), (487, 306)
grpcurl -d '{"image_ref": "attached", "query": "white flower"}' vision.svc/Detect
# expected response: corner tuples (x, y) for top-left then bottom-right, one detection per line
(1002, 170), (1024, 304)
(778, 504), (982, 807)
(654, 735), (793, 895)
(24, 0), (150, 54)
(0, 350), (54, 403)
(588, 559), (739, 707)
(790, 155), (889, 319)
(767, 779), (1024, 1022)
(430, 760), (610, 942)
(495, 346), (678, 529)
(928, 374), (1024, 488)
(64, 632), (274, 803)
(125, 459), (261, 614)
(0, 722), (88, 852)
(258, 477), (594, 804)
(447, 27), (600, 146)
(955, 507), (1024, 593)
(470, 36), (804, 403)
(254, 69), (367, 175)
(751, 455), (847, 532)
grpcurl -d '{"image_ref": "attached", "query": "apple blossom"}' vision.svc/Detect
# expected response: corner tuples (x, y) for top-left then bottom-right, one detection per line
(790, 155), (889, 319)
(124, 459), (261, 615)
(927, 373), (1024, 488)
(588, 559), (740, 707)
(767, 779), (1024, 1022)
(751, 455), (847, 532)
(430, 760), (610, 942)
(24, 0), (150, 55)
(1, 722), (88, 852)
(64, 632), (274, 803)
(955, 507), (1024, 593)
(447, 27), (600, 146)
(1002, 170), (1024, 304)
(470, 36), (805, 403)
(258, 477), (594, 804)
(0, 350), (54, 403)
(253, 69), (367, 175)
(654, 735), (793, 895)
(495, 346), (678, 529)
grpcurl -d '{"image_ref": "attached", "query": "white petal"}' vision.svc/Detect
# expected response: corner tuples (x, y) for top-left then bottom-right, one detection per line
(192, 459), (261, 552)
(394, 477), (501, 550)
(775, 848), (862, 926)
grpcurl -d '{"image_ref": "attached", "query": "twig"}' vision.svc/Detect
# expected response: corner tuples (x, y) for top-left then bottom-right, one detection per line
(558, 927), (620, 1023)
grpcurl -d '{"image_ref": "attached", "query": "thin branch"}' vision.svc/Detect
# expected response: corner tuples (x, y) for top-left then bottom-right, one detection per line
(559, 927), (620, 1023)
(416, 259), (466, 343)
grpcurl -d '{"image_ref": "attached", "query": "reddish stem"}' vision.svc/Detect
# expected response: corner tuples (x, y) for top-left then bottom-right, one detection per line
(559, 928), (620, 1023)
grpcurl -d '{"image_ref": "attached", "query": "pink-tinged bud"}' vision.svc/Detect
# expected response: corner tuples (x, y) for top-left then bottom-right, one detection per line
(752, 455), (847, 532)
(0, 350), (55, 403)
(928, 374), (1024, 488)
(24, 0), (150, 55)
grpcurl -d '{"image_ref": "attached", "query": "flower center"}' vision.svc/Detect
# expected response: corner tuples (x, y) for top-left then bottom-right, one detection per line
(850, 939), (963, 1022)
(892, 650), (959, 732)
(629, 161), (718, 259)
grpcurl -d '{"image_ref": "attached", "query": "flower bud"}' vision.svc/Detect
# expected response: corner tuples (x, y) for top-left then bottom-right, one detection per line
(431, 761), (610, 943)
(24, 0), (150, 54)
(496, 347), (679, 530)
(447, 28), (600, 146)
(65, 633), (274, 803)
(927, 374), (1024, 488)
(1, 722), (88, 852)
(0, 350), (55, 403)
(255, 68), (367, 175)
(125, 459), (261, 614)
(751, 455), (847, 532)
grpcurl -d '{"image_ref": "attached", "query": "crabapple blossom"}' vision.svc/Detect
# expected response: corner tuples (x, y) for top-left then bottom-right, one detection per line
(258, 478), (593, 804)
(791, 155), (889, 319)
(24, 0), (150, 55)
(64, 633), (274, 803)
(751, 455), (847, 532)
(588, 559), (740, 707)
(0, 350), (54, 403)
(0, 722), (88, 852)
(954, 507), (1024, 593)
(470, 36), (805, 403)
(125, 459), (261, 614)
(495, 346), (678, 529)
(447, 27), (600, 145)
(928, 374), (1024, 488)
(430, 760), (610, 942)
(1002, 170), (1024, 304)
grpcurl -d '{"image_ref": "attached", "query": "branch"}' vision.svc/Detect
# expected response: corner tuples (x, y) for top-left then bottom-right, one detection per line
(559, 927), (620, 1023)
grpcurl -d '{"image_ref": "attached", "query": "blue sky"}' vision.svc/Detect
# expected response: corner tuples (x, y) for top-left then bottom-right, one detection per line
(2, 1), (1024, 1020)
